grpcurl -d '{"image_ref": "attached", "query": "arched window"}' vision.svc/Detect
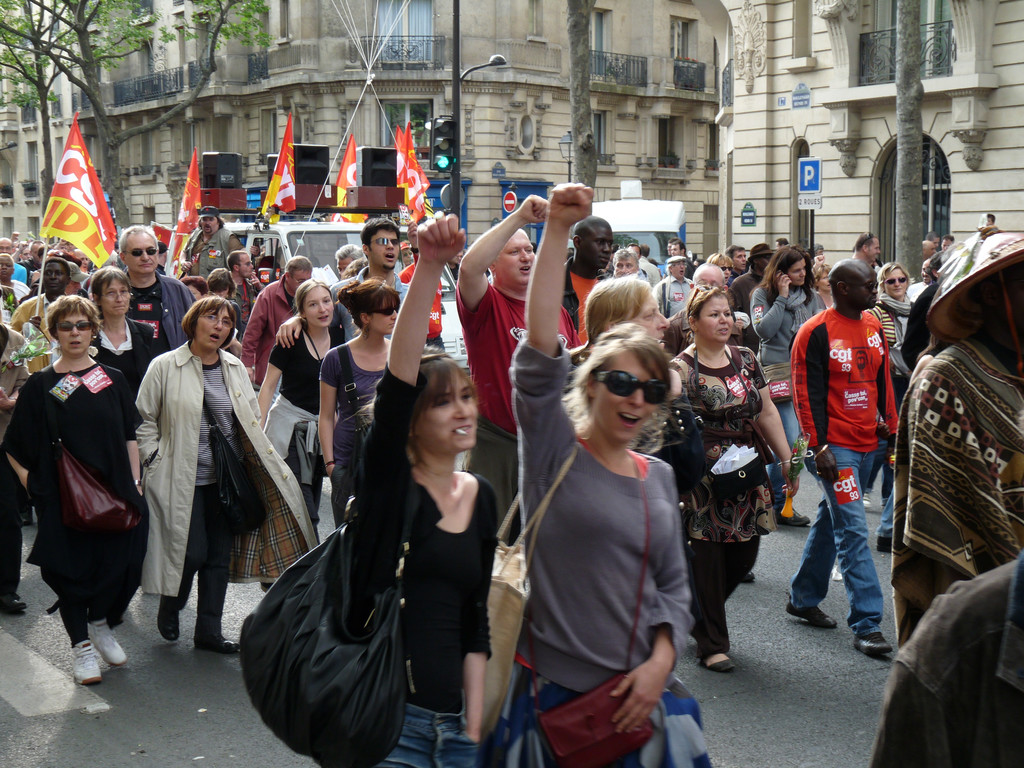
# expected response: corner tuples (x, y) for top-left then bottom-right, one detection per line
(877, 136), (950, 263)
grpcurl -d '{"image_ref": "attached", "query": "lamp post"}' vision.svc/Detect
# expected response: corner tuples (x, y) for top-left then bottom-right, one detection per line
(558, 130), (573, 182)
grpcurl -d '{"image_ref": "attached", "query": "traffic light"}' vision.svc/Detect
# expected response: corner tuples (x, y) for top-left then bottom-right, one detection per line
(430, 115), (458, 173)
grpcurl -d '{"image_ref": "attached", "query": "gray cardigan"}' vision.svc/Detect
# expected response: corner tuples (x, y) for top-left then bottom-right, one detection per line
(750, 286), (824, 366)
(511, 342), (692, 692)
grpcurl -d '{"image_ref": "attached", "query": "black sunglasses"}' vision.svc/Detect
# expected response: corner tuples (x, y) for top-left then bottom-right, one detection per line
(128, 247), (158, 257)
(370, 306), (399, 315)
(56, 320), (93, 332)
(593, 370), (667, 404)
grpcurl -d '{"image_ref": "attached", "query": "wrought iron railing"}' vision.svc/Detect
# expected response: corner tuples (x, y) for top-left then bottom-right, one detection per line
(113, 68), (183, 106)
(591, 50), (647, 87)
(22, 181), (39, 198)
(187, 61), (203, 89)
(673, 59), (706, 91)
(268, 43), (320, 70)
(248, 51), (269, 83)
(21, 105), (36, 123)
(360, 36), (445, 70)
(0, 184), (12, 199)
(721, 59), (733, 107)
(859, 20), (955, 86)
(72, 89), (93, 113)
(597, 153), (615, 165)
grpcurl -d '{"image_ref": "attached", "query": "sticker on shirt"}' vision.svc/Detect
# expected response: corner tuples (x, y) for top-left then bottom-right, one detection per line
(207, 248), (221, 259)
(725, 374), (747, 398)
(49, 373), (81, 403)
(843, 388), (870, 410)
(833, 468), (861, 505)
(138, 319), (160, 338)
(137, 302), (153, 312)
(768, 379), (791, 399)
(80, 366), (114, 394)
(753, 306), (764, 320)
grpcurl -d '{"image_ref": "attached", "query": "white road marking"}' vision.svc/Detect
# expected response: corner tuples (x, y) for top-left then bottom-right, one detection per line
(0, 629), (107, 716)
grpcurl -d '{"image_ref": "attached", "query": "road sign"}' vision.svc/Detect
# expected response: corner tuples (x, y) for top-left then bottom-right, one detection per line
(798, 157), (821, 194)
(502, 190), (517, 213)
(740, 202), (757, 227)
(797, 194), (822, 210)
(439, 183), (451, 209)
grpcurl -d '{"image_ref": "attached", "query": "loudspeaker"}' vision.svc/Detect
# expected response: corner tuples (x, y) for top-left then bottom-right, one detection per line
(294, 144), (330, 185)
(265, 154), (278, 186)
(357, 147), (398, 187)
(202, 152), (243, 189)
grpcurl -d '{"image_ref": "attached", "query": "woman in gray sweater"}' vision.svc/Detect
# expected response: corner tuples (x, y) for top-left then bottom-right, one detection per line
(480, 185), (707, 768)
(750, 247), (824, 522)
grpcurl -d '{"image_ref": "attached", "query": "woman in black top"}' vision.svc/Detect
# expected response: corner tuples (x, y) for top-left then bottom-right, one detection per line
(349, 215), (496, 765)
(4, 296), (147, 685)
(258, 280), (343, 536)
(90, 266), (155, 397)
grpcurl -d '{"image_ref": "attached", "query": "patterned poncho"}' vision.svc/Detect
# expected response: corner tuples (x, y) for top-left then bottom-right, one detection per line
(891, 336), (1024, 645)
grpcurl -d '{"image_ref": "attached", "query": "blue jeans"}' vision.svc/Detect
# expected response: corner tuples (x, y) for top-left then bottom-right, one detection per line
(877, 492), (894, 539)
(378, 703), (477, 768)
(767, 399), (802, 511)
(789, 446), (884, 637)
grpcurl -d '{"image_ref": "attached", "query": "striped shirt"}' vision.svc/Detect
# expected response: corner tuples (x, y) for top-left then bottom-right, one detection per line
(196, 361), (242, 485)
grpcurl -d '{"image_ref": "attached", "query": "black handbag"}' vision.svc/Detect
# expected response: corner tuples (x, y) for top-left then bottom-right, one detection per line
(203, 399), (265, 535)
(657, 387), (706, 495)
(240, 486), (418, 768)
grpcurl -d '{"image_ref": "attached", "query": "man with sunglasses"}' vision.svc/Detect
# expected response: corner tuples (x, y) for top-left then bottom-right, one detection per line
(787, 259), (898, 657)
(120, 225), (195, 357)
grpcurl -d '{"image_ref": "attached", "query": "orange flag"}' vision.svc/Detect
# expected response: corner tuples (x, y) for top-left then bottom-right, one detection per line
(404, 121), (431, 219)
(168, 147), (200, 277)
(40, 114), (117, 268)
(334, 134), (365, 223)
(262, 113), (296, 216)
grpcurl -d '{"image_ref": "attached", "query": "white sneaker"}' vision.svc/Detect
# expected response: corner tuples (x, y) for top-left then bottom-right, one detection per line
(831, 563), (843, 582)
(73, 641), (102, 685)
(88, 620), (127, 666)
(863, 493), (873, 508)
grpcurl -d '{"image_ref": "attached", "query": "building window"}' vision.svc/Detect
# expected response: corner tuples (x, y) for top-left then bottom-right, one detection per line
(528, 0), (542, 37)
(670, 18), (692, 60)
(381, 102), (430, 151)
(28, 216), (39, 235)
(377, 0), (433, 37)
(520, 115), (534, 151)
(261, 111), (278, 155)
(593, 112), (606, 155)
(27, 142), (38, 181)
(592, 10), (608, 51)
(793, 0), (813, 58)
(877, 136), (950, 264)
(141, 131), (153, 168)
(279, 0), (289, 39)
(657, 118), (678, 167)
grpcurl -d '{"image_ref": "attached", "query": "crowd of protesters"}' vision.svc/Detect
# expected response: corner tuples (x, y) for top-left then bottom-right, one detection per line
(0, 198), (1021, 767)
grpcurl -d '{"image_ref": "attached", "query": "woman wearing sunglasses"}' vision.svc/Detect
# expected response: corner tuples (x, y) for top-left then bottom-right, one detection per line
(482, 184), (706, 767)
(863, 261), (913, 548)
(3, 296), (148, 685)
(319, 278), (399, 528)
(675, 286), (798, 672)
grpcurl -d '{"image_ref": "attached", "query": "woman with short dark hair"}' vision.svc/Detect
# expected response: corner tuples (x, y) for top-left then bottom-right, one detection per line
(136, 296), (314, 654)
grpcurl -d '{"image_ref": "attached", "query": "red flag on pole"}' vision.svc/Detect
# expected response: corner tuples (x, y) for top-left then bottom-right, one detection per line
(168, 147), (200, 277)
(39, 114), (117, 268)
(333, 135), (365, 223)
(262, 114), (296, 216)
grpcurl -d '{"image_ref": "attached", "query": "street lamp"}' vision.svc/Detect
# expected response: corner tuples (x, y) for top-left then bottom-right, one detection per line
(558, 131), (573, 182)
(460, 54), (507, 82)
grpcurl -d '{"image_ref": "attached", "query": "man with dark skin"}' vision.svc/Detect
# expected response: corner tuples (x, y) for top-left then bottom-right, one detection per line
(730, 242), (771, 350)
(787, 259), (898, 657)
(9, 258), (71, 372)
(563, 215), (613, 337)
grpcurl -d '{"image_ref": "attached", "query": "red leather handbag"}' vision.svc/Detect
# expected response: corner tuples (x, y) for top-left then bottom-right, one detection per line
(46, 389), (140, 533)
(534, 464), (654, 768)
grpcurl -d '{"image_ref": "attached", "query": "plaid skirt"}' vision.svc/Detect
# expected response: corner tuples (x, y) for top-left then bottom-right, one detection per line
(478, 662), (712, 768)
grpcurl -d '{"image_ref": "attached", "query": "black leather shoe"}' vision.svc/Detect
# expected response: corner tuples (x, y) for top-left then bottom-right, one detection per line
(776, 510), (811, 526)
(876, 535), (893, 553)
(194, 634), (240, 654)
(157, 605), (179, 641)
(0, 593), (26, 614)
(786, 600), (838, 628)
(853, 632), (893, 657)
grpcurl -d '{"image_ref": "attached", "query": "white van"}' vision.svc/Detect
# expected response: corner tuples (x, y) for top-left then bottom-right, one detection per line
(223, 220), (364, 281)
(591, 180), (685, 268)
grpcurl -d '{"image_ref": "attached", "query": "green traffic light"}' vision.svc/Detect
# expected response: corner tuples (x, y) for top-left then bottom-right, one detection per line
(435, 155), (452, 170)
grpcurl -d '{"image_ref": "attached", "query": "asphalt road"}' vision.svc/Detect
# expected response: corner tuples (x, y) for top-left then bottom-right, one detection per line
(0, 477), (897, 768)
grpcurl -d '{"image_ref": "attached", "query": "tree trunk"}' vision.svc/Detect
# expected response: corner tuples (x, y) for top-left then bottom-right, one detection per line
(567, 0), (596, 187)
(38, 94), (53, 215)
(895, 0), (923, 276)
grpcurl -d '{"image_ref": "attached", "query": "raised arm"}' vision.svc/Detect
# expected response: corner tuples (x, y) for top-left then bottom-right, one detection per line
(457, 195), (548, 311)
(525, 184), (593, 356)
(389, 215), (466, 385)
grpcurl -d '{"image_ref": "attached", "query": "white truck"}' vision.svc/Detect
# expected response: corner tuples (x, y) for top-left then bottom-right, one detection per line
(591, 180), (686, 269)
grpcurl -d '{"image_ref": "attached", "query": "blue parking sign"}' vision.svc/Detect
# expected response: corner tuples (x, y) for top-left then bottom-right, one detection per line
(798, 157), (821, 194)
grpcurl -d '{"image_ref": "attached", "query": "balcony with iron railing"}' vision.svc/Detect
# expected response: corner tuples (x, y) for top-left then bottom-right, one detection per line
(721, 59), (733, 108)
(359, 36), (445, 70)
(0, 184), (12, 199)
(248, 51), (269, 83)
(859, 20), (955, 86)
(113, 68), (183, 106)
(591, 50), (647, 87)
(673, 59), (706, 92)
(22, 181), (39, 198)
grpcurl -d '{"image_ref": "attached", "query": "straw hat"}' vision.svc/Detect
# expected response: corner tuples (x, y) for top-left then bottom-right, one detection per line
(927, 230), (1024, 342)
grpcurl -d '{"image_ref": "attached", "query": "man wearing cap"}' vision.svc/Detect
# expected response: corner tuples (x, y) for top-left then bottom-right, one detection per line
(9, 256), (83, 372)
(891, 232), (1024, 646)
(183, 206), (243, 278)
(730, 242), (771, 350)
(787, 259), (898, 657)
(656, 252), (693, 319)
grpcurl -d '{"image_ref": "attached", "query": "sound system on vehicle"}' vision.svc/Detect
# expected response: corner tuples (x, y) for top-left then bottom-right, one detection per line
(294, 144), (331, 185)
(357, 147), (398, 187)
(202, 152), (243, 189)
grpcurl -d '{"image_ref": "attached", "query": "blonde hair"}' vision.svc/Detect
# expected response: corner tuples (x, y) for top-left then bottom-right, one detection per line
(877, 262), (909, 295)
(706, 252), (734, 270)
(583, 278), (655, 344)
(564, 324), (670, 448)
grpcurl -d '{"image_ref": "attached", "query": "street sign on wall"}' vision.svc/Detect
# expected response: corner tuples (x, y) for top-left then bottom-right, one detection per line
(797, 157), (822, 210)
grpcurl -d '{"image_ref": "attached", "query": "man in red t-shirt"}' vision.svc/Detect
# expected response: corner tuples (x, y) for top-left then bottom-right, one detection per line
(457, 195), (581, 514)
(787, 259), (898, 658)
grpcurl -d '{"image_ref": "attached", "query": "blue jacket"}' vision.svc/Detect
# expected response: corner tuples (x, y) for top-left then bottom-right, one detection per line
(155, 274), (195, 349)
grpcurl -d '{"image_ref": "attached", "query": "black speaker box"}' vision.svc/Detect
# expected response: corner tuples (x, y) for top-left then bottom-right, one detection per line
(202, 152), (242, 189)
(357, 147), (398, 187)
